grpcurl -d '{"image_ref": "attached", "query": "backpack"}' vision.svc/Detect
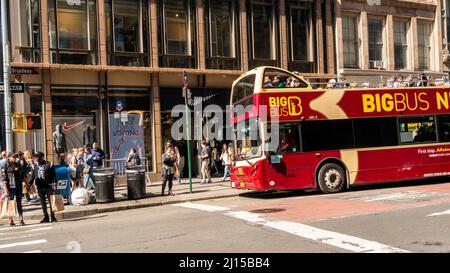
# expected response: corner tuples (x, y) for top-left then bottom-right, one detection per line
(163, 155), (174, 167)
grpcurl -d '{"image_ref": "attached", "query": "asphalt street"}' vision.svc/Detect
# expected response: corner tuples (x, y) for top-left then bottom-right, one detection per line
(0, 178), (449, 253)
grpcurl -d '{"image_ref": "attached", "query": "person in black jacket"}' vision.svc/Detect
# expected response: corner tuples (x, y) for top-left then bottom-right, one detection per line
(1, 154), (25, 226)
(28, 152), (57, 223)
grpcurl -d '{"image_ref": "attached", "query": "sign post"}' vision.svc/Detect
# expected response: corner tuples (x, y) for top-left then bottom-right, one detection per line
(1, 0), (12, 152)
(183, 71), (193, 194)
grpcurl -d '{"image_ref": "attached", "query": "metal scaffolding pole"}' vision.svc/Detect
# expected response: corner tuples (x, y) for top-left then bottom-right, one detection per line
(1, 0), (12, 152)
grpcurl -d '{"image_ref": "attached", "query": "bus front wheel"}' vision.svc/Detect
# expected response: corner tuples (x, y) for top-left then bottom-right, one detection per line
(317, 163), (346, 194)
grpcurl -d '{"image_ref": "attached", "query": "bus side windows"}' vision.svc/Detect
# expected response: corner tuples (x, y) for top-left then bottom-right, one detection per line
(438, 115), (450, 142)
(278, 124), (300, 153)
(399, 116), (437, 144)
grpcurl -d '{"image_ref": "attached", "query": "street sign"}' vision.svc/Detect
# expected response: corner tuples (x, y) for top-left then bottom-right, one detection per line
(0, 83), (25, 93)
(11, 67), (39, 75)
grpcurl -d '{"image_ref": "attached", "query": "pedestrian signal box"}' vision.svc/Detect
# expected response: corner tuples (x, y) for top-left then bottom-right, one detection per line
(25, 115), (42, 130)
(12, 113), (42, 132)
(12, 114), (26, 132)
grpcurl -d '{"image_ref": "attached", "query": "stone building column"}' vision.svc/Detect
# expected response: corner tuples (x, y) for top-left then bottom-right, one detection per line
(42, 70), (53, 161)
(360, 11), (369, 70)
(151, 74), (162, 175)
(150, 0), (159, 67)
(279, 0), (288, 69)
(240, 0), (249, 71)
(97, 0), (107, 66)
(40, 0), (50, 64)
(197, 0), (206, 69)
(315, 0), (325, 74)
(411, 17), (419, 71)
(386, 14), (395, 71)
(325, 0), (335, 74)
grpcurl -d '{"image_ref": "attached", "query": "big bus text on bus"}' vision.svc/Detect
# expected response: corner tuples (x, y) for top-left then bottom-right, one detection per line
(229, 66), (450, 193)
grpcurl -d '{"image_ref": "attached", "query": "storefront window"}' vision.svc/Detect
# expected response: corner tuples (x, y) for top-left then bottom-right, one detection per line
(48, 0), (98, 64)
(51, 88), (100, 151)
(159, 0), (197, 68)
(106, 0), (149, 66)
(107, 89), (153, 171)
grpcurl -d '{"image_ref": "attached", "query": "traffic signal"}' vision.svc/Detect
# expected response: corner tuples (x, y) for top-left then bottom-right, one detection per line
(25, 114), (42, 130)
(11, 114), (26, 132)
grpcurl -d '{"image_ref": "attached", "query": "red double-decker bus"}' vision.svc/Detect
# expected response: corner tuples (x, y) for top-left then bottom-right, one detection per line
(230, 66), (450, 193)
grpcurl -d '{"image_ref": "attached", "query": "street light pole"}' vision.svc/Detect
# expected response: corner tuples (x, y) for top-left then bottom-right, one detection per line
(1, 0), (12, 153)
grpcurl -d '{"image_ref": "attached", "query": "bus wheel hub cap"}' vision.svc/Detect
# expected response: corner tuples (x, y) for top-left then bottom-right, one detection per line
(325, 169), (341, 189)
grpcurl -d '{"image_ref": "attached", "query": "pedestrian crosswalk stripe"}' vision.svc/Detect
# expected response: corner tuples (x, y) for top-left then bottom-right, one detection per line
(175, 202), (410, 253)
(226, 210), (409, 253)
(173, 203), (230, 212)
(0, 227), (52, 236)
(0, 239), (47, 249)
(0, 223), (52, 232)
(0, 233), (46, 242)
(427, 209), (450, 217)
(22, 250), (42, 253)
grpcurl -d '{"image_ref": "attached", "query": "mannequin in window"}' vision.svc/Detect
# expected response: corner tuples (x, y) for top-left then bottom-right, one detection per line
(83, 124), (95, 148)
(53, 124), (67, 154)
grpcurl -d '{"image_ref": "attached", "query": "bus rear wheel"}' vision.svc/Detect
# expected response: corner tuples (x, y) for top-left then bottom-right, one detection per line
(317, 163), (346, 194)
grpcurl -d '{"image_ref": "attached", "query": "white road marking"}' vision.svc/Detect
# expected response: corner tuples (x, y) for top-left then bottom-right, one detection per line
(173, 203), (230, 212)
(22, 250), (42, 253)
(175, 202), (409, 253)
(0, 233), (46, 242)
(0, 239), (47, 249)
(427, 209), (450, 217)
(0, 227), (52, 236)
(0, 223), (52, 232)
(226, 211), (409, 253)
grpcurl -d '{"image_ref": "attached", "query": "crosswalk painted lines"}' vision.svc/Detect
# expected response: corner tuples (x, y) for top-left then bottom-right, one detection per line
(174, 202), (410, 253)
(22, 250), (42, 253)
(0, 227), (52, 236)
(427, 209), (450, 217)
(0, 239), (47, 249)
(0, 223), (52, 232)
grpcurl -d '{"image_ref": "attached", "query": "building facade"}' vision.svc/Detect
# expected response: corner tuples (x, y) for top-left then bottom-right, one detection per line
(5, 0), (447, 178)
(335, 0), (446, 84)
(443, 0), (450, 73)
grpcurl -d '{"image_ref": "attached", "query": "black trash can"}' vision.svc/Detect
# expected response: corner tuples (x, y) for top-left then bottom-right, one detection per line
(93, 168), (116, 203)
(126, 166), (146, 200)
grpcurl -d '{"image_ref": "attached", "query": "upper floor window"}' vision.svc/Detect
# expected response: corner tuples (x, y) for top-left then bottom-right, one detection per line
(342, 15), (358, 68)
(106, 0), (148, 66)
(48, 0), (98, 64)
(248, 0), (278, 68)
(394, 20), (408, 70)
(446, 0), (450, 45)
(159, 0), (197, 68)
(417, 21), (432, 70)
(368, 18), (384, 69)
(286, 0), (314, 73)
(205, 0), (240, 70)
(10, 0), (41, 63)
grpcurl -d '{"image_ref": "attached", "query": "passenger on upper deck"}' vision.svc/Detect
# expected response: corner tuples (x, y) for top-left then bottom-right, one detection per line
(263, 76), (273, 88)
(273, 76), (286, 88)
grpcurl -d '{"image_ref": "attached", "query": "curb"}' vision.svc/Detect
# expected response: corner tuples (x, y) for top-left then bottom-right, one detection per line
(23, 191), (240, 221)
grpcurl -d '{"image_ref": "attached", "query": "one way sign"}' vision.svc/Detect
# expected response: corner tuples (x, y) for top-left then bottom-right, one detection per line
(0, 83), (25, 93)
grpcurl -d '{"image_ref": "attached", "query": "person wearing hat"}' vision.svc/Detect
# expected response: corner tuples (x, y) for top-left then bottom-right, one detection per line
(1, 153), (25, 226)
(28, 152), (57, 223)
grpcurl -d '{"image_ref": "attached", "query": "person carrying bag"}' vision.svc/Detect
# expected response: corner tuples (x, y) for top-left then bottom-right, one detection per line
(1, 154), (23, 225)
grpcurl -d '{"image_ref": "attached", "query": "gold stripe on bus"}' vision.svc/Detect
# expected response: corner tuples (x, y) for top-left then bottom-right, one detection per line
(340, 150), (359, 185)
(309, 89), (347, 119)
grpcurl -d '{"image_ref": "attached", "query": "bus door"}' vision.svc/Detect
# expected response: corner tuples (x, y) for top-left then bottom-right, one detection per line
(267, 123), (312, 189)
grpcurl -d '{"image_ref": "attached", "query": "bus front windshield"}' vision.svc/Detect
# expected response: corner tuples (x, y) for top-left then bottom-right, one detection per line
(234, 118), (262, 160)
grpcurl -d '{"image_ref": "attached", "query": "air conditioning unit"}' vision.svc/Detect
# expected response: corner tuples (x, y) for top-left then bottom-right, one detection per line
(370, 60), (384, 69)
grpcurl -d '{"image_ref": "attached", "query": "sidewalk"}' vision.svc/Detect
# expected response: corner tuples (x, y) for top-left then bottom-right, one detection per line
(21, 177), (241, 221)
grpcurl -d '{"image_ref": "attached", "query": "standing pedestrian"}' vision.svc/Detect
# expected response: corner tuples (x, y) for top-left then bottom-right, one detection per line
(220, 144), (232, 181)
(161, 144), (176, 196)
(210, 146), (220, 175)
(91, 142), (105, 168)
(28, 152), (57, 223)
(1, 154), (25, 226)
(198, 140), (212, 184)
(83, 147), (95, 191)
(126, 148), (141, 167)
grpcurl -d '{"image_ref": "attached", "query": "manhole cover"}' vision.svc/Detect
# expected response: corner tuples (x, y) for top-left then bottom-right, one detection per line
(250, 208), (286, 213)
